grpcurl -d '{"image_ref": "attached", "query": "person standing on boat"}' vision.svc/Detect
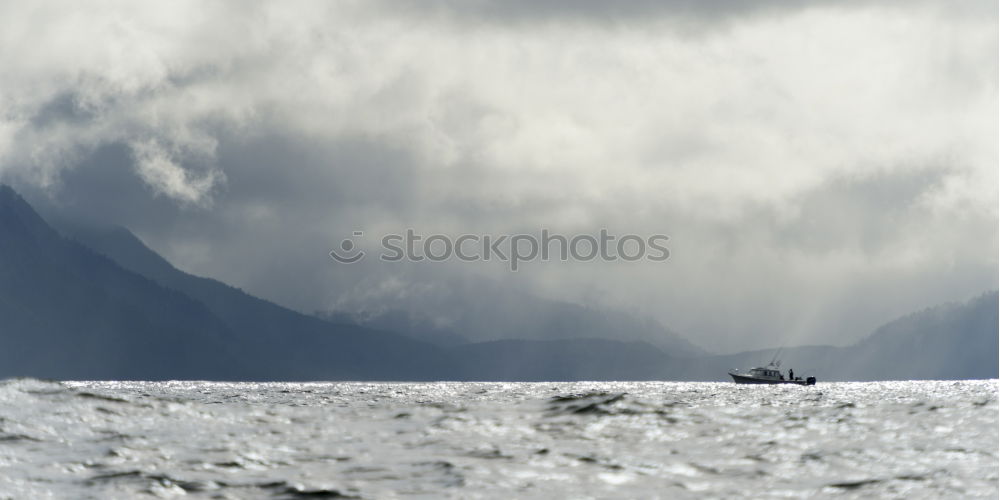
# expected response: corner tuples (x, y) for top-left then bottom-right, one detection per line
(789, 368), (794, 381)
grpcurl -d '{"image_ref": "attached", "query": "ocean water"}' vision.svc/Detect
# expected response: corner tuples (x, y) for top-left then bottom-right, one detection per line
(0, 379), (995, 499)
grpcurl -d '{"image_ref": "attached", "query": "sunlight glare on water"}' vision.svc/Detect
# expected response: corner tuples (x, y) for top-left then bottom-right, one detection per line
(0, 379), (996, 498)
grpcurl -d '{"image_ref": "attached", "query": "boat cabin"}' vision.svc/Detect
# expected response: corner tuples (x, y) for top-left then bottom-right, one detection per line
(748, 367), (783, 379)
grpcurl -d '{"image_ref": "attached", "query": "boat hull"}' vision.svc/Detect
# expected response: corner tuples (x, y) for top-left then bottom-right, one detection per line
(729, 373), (816, 385)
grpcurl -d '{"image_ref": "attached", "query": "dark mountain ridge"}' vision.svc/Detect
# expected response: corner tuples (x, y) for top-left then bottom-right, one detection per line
(0, 185), (243, 379)
(0, 185), (454, 380)
(662, 291), (998, 382)
(3, 185), (996, 381)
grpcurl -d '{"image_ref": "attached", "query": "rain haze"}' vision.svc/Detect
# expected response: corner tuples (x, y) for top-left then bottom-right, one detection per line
(0, 0), (996, 354)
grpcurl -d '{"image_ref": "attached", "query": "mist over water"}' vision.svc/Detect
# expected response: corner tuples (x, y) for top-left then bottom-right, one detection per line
(0, 378), (995, 498)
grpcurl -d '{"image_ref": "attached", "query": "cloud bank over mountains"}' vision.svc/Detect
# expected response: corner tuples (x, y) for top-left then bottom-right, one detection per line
(0, 1), (995, 351)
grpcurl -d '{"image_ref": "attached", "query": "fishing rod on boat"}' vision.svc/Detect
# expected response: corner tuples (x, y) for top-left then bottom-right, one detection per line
(769, 346), (783, 368)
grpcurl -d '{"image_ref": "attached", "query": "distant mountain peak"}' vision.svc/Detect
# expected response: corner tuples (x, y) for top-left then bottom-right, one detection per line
(0, 183), (61, 243)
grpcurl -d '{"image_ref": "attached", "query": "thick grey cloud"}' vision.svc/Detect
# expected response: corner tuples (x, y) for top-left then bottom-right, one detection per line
(2, 1), (996, 352)
(378, 0), (995, 29)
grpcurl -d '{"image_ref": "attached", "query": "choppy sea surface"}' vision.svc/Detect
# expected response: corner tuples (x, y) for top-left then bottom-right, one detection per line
(0, 379), (996, 499)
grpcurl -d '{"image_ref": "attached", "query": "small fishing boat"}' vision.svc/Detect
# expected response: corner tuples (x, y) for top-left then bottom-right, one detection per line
(728, 363), (816, 385)
(728, 351), (816, 385)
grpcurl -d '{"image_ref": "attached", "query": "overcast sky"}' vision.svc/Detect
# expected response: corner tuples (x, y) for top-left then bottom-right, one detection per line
(1, 1), (996, 352)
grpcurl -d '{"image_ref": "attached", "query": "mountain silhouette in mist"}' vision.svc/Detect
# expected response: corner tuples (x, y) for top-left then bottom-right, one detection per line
(668, 291), (998, 382)
(444, 289), (998, 381)
(320, 281), (705, 356)
(0, 185), (243, 379)
(846, 291), (998, 380)
(2, 184), (996, 381)
(0, 185), (452, 380)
